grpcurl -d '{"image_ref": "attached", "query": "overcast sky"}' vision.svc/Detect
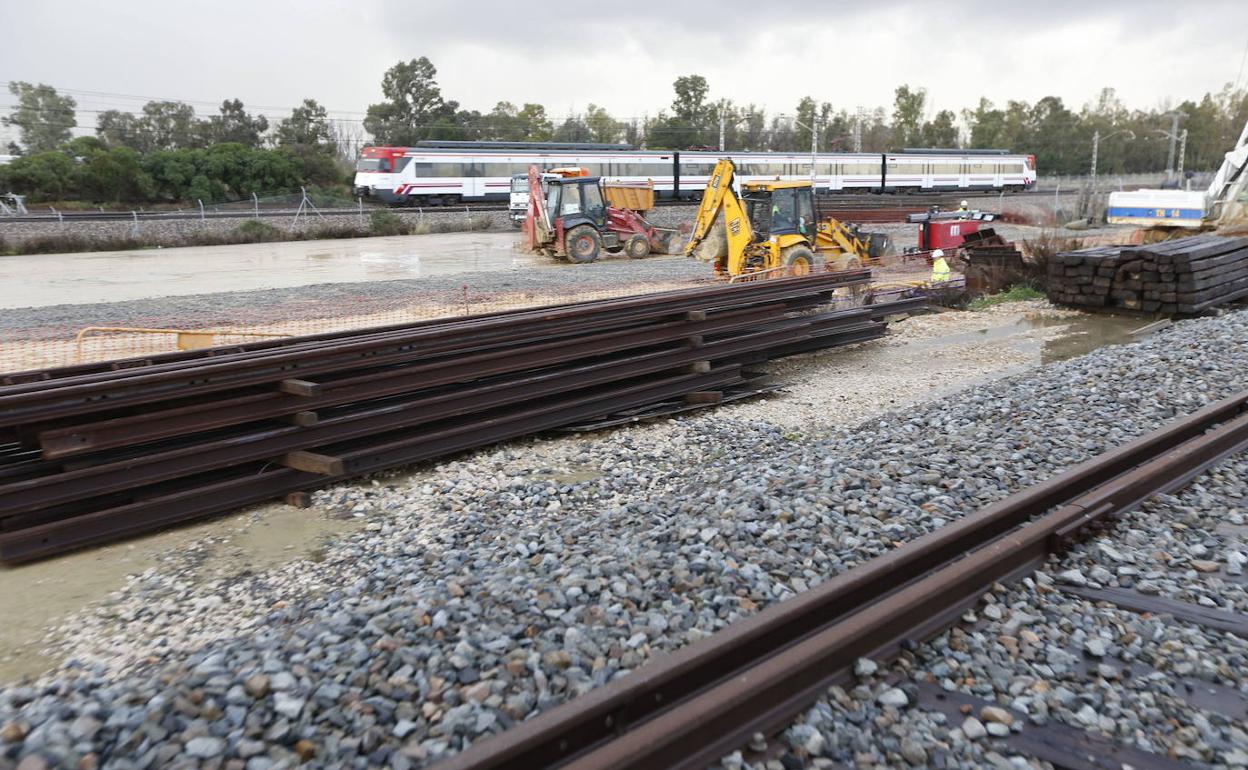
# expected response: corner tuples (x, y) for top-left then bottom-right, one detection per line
(2, 0), (1247, 144)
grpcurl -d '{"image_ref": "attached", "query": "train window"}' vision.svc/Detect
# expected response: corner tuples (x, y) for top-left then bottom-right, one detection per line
(842, 163), (874, 176)
(969, 162), (995, 174)
(482, 163), (516, 176)
(356, 158), (389, 172)
(392, 157), (412, 173)
(933, 163), (961, 174)
(430, 163), (466, 177)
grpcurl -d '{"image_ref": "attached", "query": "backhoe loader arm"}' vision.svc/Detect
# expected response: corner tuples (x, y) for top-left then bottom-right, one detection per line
(683, 159), (758, 274)
(685, 159), (736, 255)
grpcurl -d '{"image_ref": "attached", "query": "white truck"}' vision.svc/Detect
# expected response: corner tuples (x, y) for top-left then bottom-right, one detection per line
(509, 172), (560, 228)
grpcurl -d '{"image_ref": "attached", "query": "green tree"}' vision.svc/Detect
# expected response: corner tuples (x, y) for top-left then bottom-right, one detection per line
(741, 104), (767, 150)
(552, 116), (592, 143)
(891, 84), (926, 148)
(2, 151), (77, 200)
(585, 104), (620, 144)
(206, 99), (269, 147)
(963, 98), (1005, 148)
(78, 146), (154, 202)
(516, 103), (553, 141)
(140, 101), (203, 151)
(921, 110), (959, 147)
(671, 75), (710, 123)
(4, 82), (77, 153)
(794, 96), (817, 150)
(276, 98), (335, 150)
(96, 109), (149, 152)
(364, 57), (449, 144)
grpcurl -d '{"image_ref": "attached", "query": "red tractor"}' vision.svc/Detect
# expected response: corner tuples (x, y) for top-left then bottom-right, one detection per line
(523, 166), (676, 263)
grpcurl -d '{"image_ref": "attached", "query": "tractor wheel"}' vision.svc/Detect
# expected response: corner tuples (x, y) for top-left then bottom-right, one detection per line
(566, 225), (603, 263)
(625, 235), (651, 259)
(782, 245), (825, 276)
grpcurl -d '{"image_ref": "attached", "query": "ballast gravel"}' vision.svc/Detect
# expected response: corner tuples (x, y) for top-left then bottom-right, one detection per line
(768, 454), (1248, 770)
(1, 308), (1246, 769)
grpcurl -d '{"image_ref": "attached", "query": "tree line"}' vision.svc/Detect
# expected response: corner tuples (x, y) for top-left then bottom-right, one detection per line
(1, 83), (347, 204)
(362, 58), (1247, 178)
(3, 59), (1247, 205)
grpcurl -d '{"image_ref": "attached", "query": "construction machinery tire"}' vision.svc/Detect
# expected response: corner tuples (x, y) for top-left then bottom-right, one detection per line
(625, 235), (651, 259)
(782, 245), (825, 276)
(566, 226), (603, 263)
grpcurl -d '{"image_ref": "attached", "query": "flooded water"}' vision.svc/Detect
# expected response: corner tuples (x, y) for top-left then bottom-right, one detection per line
(908, 311), (1150, 364)
(0, 503), (362, 683)
(0, 232), (544, 309)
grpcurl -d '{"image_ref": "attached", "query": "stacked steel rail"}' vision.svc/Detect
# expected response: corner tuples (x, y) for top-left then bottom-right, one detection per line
(0, 272), (923, 563)
(434, 390), (1248, 770)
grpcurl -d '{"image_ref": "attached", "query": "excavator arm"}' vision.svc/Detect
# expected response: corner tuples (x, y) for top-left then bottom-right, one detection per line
(1207, 119), (1248, 227)
(523, 164), (553, 253)
(683, 159), (758, 274)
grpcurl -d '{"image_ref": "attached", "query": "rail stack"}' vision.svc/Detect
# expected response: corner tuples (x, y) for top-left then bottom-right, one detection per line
(1047, 234), (1248, 313)
(0, 272), (923, 564)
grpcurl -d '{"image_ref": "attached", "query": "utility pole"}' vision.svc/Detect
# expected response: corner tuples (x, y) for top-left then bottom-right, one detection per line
(1090, 129), (1134, 215)
(1163, 111), (1188, 181)
(718, 100), (726, 152)
(1177, 128), (1188, 182)
(852, 106), (864, 153)
(811, 116), (819, 188)
(1090, 130), (1100, 192)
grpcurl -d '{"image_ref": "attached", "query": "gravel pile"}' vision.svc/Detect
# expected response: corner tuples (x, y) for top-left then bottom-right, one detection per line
(0, 257), (711, 341)
(1, 308), (1245, 769)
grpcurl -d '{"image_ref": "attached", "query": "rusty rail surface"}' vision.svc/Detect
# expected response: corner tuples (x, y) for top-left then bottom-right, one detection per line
(0, 275), (924, 562)
(434, 391), (1248, 770)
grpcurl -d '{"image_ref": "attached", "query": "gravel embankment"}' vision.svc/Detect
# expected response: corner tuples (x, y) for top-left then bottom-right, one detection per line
(0, 257), (711, 341)
(0, 309), (1245, 769)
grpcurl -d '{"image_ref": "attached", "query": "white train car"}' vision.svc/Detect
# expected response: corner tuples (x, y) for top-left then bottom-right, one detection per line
(353, 142), (1036, 206)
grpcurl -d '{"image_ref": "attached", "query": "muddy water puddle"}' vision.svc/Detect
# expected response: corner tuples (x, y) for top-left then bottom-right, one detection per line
(906, 311), (1150, 364)
(0, 503), (362, 683)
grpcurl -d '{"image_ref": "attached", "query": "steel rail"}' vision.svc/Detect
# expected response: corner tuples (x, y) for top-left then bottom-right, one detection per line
(0, 367), (745, 562)
(432, 391), (1248, 770)
(2, 314), (893, 527)
(0, 274), (868, 419)
(34, 297), (906, 460)
(0, 327), (810, 517)
(31, 303), (800, 458)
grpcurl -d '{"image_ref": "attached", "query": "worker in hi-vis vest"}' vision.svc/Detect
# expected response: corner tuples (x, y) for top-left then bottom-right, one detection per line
(930, 249), (951, 283)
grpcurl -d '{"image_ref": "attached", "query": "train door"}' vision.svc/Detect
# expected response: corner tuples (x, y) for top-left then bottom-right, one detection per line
(462, 161), (484, 200)
(921, 162), (934, 191)
(827, 162), (842, 192)
(992, 162), (1004, 190)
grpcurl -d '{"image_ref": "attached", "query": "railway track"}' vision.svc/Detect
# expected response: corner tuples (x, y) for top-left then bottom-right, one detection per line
(432, 391), (1248, 770)
(0, 190), (1041, 224)
(0, 273), (925, 562)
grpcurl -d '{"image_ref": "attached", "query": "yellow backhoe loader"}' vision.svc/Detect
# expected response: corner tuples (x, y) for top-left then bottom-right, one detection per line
(684, 158), (887, 277)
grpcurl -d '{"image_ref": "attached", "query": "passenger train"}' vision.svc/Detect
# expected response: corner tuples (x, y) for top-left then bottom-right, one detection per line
(353, 141), (1036, 206)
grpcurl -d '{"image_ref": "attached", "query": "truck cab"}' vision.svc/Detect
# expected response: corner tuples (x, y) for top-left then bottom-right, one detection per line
(510, 172), (559, 227)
